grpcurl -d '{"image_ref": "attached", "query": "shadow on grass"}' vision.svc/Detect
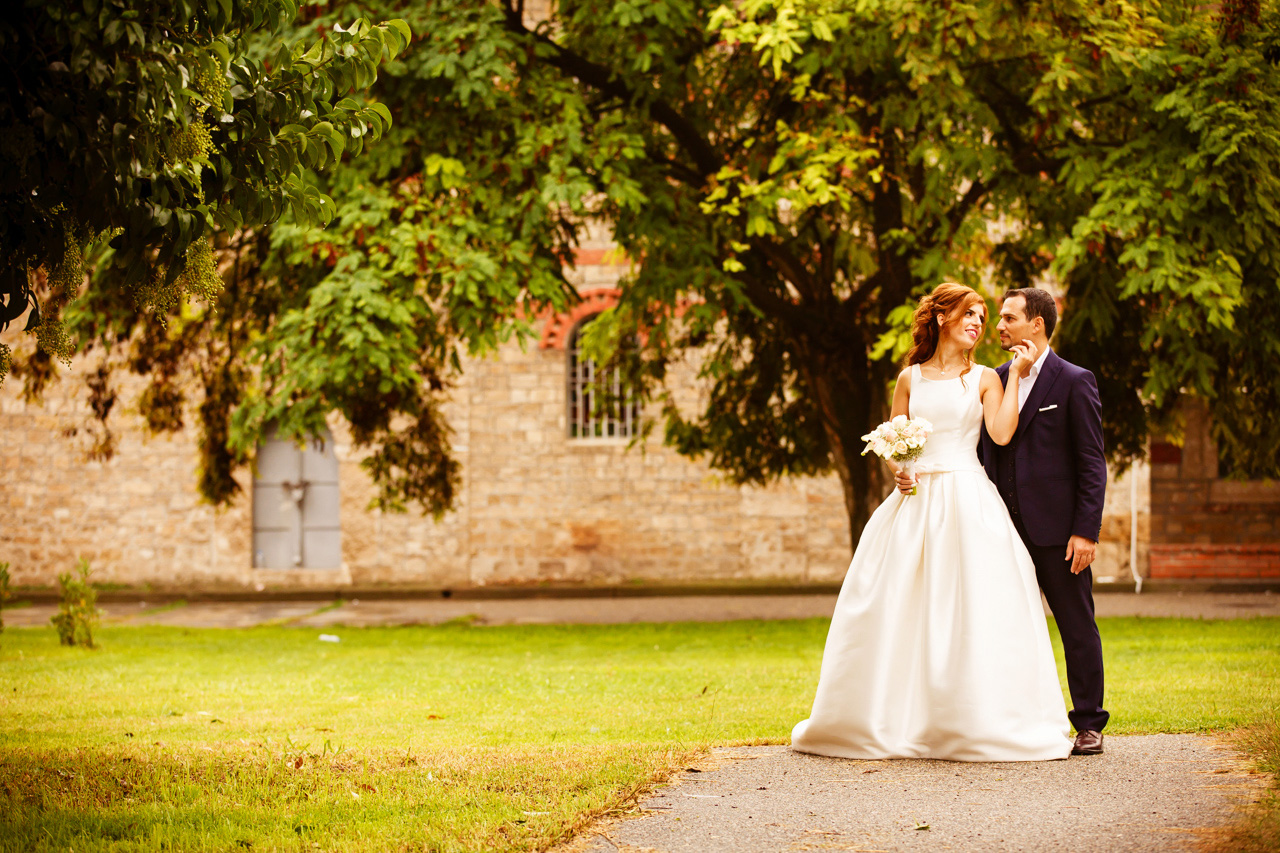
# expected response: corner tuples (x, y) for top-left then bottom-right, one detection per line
(0, 743), (701, 853)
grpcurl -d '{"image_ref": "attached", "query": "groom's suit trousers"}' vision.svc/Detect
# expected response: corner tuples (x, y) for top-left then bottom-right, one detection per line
(999, 451), (1110, 734)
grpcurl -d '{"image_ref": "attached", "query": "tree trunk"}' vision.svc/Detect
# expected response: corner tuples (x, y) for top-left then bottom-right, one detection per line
(797, 333), (894, 554)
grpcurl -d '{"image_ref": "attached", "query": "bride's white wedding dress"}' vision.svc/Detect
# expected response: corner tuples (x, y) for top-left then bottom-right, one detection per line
(791, 363), (1073, 762)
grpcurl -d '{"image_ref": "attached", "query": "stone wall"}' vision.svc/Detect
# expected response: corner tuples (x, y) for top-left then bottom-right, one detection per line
(1092, 462), (1150, 583)
(1, 265), (1155, 591)
(0, 343), (254, 589)
(1148, 399), (1280, 580)
(0, 263), (852, 591)
(455, 340), (850, 587)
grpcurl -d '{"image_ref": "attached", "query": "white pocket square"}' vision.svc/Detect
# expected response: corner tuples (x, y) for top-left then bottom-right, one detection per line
(1038, 404), (1058, 412)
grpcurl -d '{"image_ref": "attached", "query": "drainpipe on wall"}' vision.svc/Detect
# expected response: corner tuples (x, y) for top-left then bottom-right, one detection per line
(1130, 472), (1142, 593)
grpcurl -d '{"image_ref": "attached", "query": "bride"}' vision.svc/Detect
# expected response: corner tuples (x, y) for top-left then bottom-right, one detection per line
(791, 283), (1073, 762)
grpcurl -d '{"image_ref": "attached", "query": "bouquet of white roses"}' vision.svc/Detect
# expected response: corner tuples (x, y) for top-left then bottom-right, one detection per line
(861, 415), (933, 496)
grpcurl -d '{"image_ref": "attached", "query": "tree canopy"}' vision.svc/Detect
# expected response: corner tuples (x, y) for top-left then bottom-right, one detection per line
(0, 0), (409, 378)
(11, 0), (1280, 547)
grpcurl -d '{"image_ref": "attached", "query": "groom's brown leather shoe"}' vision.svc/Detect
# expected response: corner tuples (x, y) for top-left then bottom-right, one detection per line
(1072, 730), (1104, 755)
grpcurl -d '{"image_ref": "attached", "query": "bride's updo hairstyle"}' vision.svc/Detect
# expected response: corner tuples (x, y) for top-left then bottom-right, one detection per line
(905, 282), (987, 376)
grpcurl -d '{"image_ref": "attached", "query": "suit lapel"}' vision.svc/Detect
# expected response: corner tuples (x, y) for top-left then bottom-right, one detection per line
(1013, 350), (1063, 441)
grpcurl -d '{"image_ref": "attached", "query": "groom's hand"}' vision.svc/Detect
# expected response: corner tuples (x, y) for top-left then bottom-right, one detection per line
(1065, 536), (1097, 574)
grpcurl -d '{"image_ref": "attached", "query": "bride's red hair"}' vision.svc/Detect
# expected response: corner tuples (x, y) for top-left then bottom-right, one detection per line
(905, 283), (987, 370)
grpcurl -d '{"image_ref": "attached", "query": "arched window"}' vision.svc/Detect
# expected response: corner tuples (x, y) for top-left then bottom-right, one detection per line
(567, 315), (639, 439)
(252, 425), (342, 569)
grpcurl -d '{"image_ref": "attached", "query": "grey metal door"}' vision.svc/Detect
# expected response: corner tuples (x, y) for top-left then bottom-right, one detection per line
(252, 427), (342, 569)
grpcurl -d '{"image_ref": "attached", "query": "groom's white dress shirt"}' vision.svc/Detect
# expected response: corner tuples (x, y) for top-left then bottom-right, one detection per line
(1017, 346), (1052, 412)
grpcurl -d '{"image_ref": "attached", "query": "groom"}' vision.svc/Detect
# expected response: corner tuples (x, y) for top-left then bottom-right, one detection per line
(982, 288), (1109, 755)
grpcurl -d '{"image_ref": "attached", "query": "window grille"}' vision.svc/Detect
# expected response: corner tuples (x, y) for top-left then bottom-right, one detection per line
(567, 315), (639, 439)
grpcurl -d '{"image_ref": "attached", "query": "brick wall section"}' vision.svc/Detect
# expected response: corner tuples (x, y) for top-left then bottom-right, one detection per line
(454, 310), (851, 586)
(0, 339), (255, 589)
(0, 260), (1149, 590)
(1149, 545), (1280, 580)
(0, 273), (851, 590)
(1148, 399), (1280, 579)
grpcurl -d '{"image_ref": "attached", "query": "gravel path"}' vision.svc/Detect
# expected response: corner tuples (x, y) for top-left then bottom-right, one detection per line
(569, 736), (1262, 853)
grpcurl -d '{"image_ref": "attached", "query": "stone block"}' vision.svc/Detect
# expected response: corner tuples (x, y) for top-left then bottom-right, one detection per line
(1208, 479), (1280, 506)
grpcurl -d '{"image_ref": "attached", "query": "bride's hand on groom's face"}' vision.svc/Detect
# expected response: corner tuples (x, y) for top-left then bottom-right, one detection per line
(1010, 339), (1038, 373)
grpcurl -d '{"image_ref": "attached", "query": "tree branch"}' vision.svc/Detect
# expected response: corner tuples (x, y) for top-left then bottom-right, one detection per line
(735, 255), (807, 327)
(750, 238), (822, 304)
(943, 178), (987, 244)
(642, 143), (704, 187)
(975, 78), (1063, 177)
(500, 5), (722, 180)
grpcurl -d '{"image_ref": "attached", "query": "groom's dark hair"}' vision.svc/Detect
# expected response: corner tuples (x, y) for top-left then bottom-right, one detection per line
(1004, 287), (1057, 339)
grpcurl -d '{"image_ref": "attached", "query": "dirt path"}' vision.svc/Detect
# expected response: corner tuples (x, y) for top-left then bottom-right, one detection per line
(5, 590), (1279, 628)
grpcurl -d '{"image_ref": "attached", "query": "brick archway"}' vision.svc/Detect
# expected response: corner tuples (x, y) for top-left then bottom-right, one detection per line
(539, 289), (621, 350)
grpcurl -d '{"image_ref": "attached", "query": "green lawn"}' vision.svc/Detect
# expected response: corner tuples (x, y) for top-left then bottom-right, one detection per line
(1, 617), (1277, 851)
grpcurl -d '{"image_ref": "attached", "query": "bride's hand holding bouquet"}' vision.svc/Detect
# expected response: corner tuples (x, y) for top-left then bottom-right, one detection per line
(861, 415), (932, 496)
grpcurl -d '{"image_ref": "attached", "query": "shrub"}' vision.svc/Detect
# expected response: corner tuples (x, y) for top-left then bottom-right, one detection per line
(50, 559), (100, 648)
(0, 561), (10, 633)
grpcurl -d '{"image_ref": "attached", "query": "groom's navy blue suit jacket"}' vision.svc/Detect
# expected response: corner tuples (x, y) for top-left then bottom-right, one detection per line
(979, 350), (1107, 547)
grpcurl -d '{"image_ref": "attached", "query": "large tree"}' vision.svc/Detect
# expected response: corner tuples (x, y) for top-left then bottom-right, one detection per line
(14, 0), (1280, 548)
